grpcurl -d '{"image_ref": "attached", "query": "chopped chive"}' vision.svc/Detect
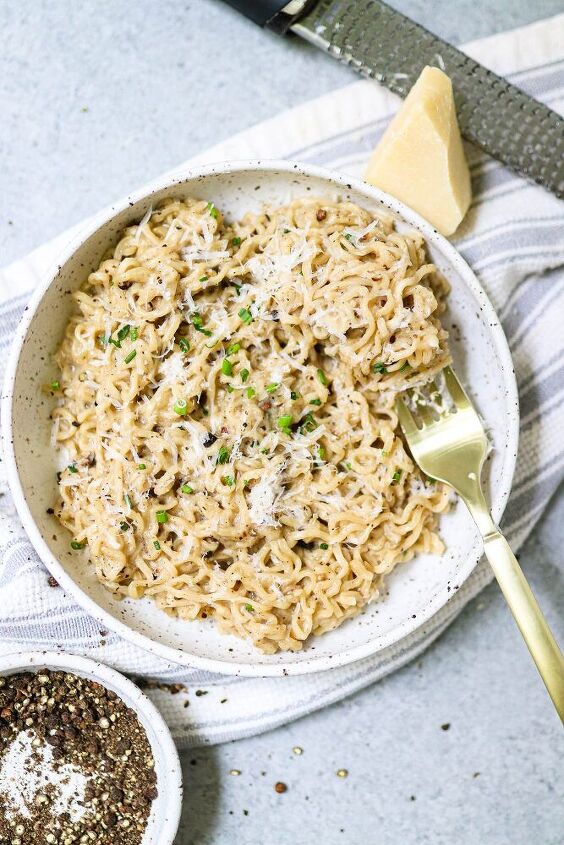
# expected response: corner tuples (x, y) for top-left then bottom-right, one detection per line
(217, 446), (230, 465)
(317, 445), (326, 461)
(221, 359), (233, 377)
(206, 201), (219, 219)
(344, 461), (352, 471)
(181, 484), (194, 494)
(392, 469), (403, 484)
(300, 413), (317, 434)
(244, 603), (254, 612)
(373, 362), (387, 374)
(130, 327), (138, 341)
(320, 543), (329, 550)
(191, 313), (212, 336)
(156, 510), (169, 524)
(310, 398), (322, 406)
(191, 313), (206, 330)
(124, 494), (132, 509)
(261, 448), (269, 455)
(238, 307), (253, 324)
(278, 415), (293, 433)
(199, 275), (209, 283)
(290, 391), (299, 400)
(246, 386), (256, 399)
(173, 398), (188, 415)
(108, 336), (121, 348)
(70, 540), (85, 550)
(68, 464), (78, 474)
(226, 342), (241, 356)
(50, 380), (60, 391)
(99, 334), (110, 347)
(400, 361), (411, 371)
(226, 384), (235, 393)
(153, 540), (161, 550)
(231, 237), (241, 246)
(283, 228), (290, 234)
(137, 463), (146, 470)
(178, 337), (190, 353)
(243, 479), (250, 488)
(240, 368), (250, 383)
(317, 368), (328, 386)
(120, 521), (129, 532)
(343, 232), (354, 242)
(265, 382), (279, 394)
(124, 349), (137, 364)
(232, 282), (242, 295)
(117, 324), (130, 342)
(221, 475), (235, 487)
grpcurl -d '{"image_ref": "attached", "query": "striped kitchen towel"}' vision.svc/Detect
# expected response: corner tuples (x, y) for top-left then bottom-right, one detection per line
(0, 14), (563, 747)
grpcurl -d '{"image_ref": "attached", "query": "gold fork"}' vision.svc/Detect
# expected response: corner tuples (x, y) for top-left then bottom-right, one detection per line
(396, 366), (564, 721)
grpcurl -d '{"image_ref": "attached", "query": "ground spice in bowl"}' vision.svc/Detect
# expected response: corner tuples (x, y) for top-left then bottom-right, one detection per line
(0, 669), (158, 844)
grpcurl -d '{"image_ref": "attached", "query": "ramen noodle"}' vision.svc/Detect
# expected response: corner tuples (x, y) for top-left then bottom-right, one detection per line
(52, 196), (451, 653)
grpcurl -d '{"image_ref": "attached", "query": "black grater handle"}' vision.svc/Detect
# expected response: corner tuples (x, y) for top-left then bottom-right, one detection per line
(222, 0), (317, 34)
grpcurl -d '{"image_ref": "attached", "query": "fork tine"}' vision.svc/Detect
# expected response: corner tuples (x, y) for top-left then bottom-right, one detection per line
(416, 403), (436, 427)
(430, 380), (448, 412)
(395, 396), (419, 439)
(443, 366), (472, 410)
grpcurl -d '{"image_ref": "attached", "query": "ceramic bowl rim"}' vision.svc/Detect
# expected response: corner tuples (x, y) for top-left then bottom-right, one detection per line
(1, 158), (520, 677)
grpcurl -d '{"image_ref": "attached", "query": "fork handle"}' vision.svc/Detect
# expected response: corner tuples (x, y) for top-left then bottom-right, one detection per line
(482, 529), (564, 722)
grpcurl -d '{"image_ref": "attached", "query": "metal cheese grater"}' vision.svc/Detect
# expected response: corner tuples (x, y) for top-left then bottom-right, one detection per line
(223, 0), (564, 199)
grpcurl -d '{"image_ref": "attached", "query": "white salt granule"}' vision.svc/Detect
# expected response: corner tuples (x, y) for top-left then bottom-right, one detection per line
(0, 730), (91, 822)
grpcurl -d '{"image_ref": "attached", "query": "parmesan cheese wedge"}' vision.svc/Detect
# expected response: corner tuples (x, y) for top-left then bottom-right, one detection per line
(365, 66), (471, 237)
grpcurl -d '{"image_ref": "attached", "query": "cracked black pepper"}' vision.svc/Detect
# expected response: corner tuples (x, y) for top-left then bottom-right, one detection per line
(0, 669), (158, 844)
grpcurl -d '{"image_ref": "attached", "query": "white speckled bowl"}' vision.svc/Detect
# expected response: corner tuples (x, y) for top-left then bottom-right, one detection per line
(1, 160), (519, 677)
(0, 651), (182, 843)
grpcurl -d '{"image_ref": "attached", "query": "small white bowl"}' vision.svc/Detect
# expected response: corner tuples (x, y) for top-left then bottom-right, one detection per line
(0, 651), (182, 844)
(1, 160), (519, 677)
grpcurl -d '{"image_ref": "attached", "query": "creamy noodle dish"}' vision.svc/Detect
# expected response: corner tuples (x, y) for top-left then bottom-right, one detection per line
(52, 196), (452, 653)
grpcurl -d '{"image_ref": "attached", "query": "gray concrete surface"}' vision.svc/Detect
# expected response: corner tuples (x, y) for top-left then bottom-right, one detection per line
(1, 2), (563, 844)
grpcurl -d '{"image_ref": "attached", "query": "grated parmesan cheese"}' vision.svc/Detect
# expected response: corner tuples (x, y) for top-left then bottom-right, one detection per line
(0, 731), (91, 823)
(158, 351), (189, 385)
(134, 205), (153, 244)
(180, 247), (230, 265)
(247, 465), (285, 527)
